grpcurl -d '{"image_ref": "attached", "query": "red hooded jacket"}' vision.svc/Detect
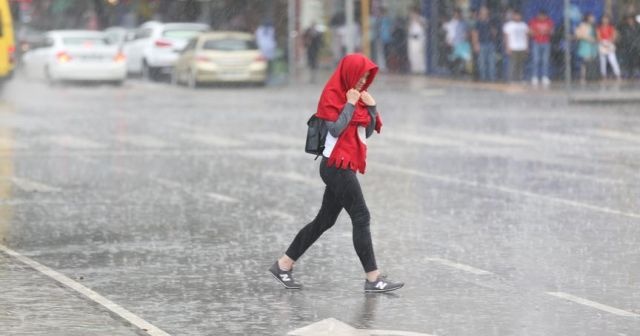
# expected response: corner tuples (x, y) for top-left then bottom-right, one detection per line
(315, 54), (383, 174)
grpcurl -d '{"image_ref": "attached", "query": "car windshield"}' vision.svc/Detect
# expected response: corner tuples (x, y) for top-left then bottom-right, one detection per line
(62, 37), (111, 46)
(163, 29), (205, 40)
(202, 39), (257, 51)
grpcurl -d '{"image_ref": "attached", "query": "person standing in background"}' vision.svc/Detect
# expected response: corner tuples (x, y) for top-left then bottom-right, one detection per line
(528, 10), (554, 87)
(389, 16), (409, 73)
(255, 19), (277, 81)
(502, 11), (529, 82)
(378, 7), (394, 71)
(597, 15), (621, 80)
(576, 13), (599, 83)
(407, 7), (427, 74)
(304, 22), (324, 83)
(471, 6), (499, 81)
(617, 14), (640, 79)
(443, 9), (470, 76)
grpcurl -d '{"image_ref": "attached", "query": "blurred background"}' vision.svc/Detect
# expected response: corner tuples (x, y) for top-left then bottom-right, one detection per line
(3, 0), (640, 87)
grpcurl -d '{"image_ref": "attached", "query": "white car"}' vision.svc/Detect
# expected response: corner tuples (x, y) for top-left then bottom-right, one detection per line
(122, 21), (209, 80)
(22, 30), (127, 85)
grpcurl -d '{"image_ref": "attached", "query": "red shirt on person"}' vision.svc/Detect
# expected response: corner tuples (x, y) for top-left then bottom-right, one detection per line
(598, 24), (615, 41)
(529, 17), (554, 44)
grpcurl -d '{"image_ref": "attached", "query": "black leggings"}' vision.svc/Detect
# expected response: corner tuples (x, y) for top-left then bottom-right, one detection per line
(285, 158), (378, 273)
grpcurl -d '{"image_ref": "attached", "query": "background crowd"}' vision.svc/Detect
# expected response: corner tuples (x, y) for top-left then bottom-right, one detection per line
(10, 0), (640, 86)
(311, 4), (640, 87)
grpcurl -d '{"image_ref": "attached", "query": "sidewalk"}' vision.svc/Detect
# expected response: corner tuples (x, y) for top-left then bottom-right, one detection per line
(0, 251), (139, 336)
(290, 67), (640, 102)
(383, 74), (640, 102)
(567, 80), (640, 104)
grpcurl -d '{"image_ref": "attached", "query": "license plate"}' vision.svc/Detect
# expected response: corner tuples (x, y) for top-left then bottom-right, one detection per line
(79, 55), (106, 61)
(220, 70), (246, 77)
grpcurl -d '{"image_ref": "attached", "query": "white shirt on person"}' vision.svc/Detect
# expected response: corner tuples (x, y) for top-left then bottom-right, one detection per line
(323, 126), (367, 158)
(503, 21), (529, 51)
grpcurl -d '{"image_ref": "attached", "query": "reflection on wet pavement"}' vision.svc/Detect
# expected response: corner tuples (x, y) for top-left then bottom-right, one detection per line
(1, 76), (639, 335)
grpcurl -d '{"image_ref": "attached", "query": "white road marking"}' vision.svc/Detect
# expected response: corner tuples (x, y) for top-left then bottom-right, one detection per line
(288, 318), (435, 336)
(419, 88), (447, 97)
(382, 132), (464, 147)
(206, 192), (240, 203)
(235, 148), (300, 159)
(74, 156), (100, 165)
(244, 132), (301, 147)
(0, 244), (172, 336)
(523, 131), (589, 145)
(181, 133), (245, 147)
(460, 146), (581, 168)
(116, 135), (168, 148)
(436, 129), (532, 146)
(264, 171), (324, 188)
(10, 177), (61, 193)
(263, 210), (297, 223)
(425, 257), (493, 275)
(547, 292), (640, 318)
(0, 137), (28, 149)
(373, 162), (640, 219)
(592, 129), (640, 144)
(153, 178), (183, 189)
(47, 135), (107, 149)
(75, 156), (139, 175)
(165, 121), (204, 132)
(542, 170), (624, 185)
(0, 115), (48, 131)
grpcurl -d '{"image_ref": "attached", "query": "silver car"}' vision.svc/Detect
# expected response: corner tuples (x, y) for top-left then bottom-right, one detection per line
(122, 21), (209, 80)
(172, 31), (268, 88)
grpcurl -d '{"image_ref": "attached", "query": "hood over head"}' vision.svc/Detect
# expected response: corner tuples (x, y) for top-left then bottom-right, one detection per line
(316, 54), (379, 121)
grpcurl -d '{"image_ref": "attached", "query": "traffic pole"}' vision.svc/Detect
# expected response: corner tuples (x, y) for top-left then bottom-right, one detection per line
(288, 0), (296, 83)
(564, 0), (572, 96)
(361, 0), (370, 57)
(346, 0), (355, 54)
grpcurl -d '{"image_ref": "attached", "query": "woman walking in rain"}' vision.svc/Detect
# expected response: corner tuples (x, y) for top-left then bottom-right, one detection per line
(269, 54), (404, 293)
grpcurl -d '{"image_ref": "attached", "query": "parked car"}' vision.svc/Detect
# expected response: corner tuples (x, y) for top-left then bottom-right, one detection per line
(122, 21), (209, 80)
(172, 31), (267, 88)
(16, 25), (45, 56)
(21, 30), (127, 85)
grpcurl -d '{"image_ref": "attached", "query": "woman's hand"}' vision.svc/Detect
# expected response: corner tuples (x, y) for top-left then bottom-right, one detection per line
(346, 89), (361, 105)
(360, 91), (376, 106)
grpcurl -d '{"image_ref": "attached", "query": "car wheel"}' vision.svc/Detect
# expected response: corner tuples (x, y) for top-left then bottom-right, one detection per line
(142, 61), (156, 81)
(187, 69), (198, 89)
(45, 66), (57, 87)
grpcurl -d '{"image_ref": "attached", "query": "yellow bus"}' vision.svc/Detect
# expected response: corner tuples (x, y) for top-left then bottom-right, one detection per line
(0, 0), (14, 81)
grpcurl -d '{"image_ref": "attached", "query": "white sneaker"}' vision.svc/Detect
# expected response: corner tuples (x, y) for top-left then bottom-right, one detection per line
(542, 77), (551, 87)
(531, 77), (539, 86)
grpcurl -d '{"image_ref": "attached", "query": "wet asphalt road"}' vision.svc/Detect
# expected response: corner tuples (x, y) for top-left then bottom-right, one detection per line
(0, 75), (639, 336)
